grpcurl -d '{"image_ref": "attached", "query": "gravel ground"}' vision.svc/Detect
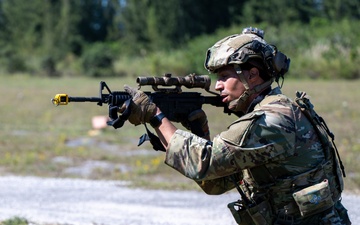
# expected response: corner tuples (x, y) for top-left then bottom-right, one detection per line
(0, 176), (358, 225)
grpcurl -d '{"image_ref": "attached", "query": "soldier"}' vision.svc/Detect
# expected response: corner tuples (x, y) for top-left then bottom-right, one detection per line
(121, 27), (351, 224)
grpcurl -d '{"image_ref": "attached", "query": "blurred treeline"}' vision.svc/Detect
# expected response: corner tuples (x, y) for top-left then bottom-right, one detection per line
(0, 0), (359, 79)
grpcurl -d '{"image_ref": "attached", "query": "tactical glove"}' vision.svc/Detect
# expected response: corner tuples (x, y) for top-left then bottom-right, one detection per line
(181, 109), (210, 139)
(122, 85), (157, 125)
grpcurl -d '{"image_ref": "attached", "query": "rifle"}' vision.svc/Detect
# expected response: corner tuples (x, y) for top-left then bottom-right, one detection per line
(51, 73), (238, 151)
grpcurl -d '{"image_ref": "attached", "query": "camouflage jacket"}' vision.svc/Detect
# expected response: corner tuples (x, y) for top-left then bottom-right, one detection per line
(165, 87), (345, 220)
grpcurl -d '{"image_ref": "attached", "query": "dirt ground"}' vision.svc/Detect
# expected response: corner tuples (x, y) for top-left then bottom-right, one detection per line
(0, 176), (358, 225)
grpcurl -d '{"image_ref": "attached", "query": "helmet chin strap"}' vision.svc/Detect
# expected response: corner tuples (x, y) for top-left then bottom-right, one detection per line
(228, 65), (273, 112)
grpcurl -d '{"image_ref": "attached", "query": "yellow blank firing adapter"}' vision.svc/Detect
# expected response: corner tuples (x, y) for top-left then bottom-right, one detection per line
(51, 94), (69, 106)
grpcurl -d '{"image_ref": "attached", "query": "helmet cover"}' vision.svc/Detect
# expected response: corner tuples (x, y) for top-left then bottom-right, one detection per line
(204, 33), (270, 73)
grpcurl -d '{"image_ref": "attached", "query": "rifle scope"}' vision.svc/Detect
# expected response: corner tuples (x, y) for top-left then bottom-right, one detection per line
(136, 74), (211, 90)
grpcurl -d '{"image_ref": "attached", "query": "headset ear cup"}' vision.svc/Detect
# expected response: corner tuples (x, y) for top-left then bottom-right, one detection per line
(273, 51), (290, 75)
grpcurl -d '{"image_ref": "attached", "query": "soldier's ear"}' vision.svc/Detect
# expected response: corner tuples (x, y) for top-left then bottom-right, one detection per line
(249, 67), (259, 79)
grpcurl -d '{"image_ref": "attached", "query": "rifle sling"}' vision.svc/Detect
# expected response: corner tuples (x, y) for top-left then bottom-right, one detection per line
(138, 124), (166, 152)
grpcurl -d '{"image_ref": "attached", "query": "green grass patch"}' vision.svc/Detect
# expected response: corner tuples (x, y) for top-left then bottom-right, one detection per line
(0, 217), (28, 225)
(1, 75), (359, 192)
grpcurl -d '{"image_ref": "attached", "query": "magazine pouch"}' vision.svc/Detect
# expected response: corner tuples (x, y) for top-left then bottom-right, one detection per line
(228, 199), (273, 225)
(292, 179), (334, 217)
(228, 200), (254, 225)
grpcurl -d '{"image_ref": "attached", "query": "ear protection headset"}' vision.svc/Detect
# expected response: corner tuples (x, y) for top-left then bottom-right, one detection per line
(242, 27), (291, 84)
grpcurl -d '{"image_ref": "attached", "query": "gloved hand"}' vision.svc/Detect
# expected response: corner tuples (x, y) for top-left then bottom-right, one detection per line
(181, 109), (210, 139)
(121, 85), (157, 125)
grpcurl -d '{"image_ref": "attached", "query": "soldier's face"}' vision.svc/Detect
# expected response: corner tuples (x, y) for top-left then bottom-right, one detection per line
(215, 66), (247, 103)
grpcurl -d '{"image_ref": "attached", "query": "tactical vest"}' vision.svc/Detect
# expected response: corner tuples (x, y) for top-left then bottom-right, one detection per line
(228, 91), (346, 225)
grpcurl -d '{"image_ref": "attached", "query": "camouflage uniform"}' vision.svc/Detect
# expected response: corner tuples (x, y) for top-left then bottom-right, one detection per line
(165, 87), (351, 224)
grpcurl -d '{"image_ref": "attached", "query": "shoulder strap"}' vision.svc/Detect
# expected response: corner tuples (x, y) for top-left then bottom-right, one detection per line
(294, 91), (346, 178)
(253, 92), (288, 111)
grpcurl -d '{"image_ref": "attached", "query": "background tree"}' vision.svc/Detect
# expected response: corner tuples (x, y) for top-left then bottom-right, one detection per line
(323, 0), (360, 20)
(0, 0), (358, 78)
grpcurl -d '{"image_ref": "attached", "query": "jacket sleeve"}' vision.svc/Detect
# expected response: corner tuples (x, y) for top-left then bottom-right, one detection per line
(164, 129), (241, 195)
(165, 108), (296, 194)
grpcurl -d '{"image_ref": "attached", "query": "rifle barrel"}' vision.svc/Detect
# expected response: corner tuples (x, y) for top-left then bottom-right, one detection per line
(68, 97), (102, 102)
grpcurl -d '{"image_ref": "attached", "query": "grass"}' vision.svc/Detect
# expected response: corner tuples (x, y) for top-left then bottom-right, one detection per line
(0, 216), (61, 225)
(0, 217), (28, 225)
(0, 74), (359, 193)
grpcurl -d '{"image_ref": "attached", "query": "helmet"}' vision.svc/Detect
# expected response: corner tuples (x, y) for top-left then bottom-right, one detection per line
(204, 27), (290, 82)
(204, 27), (290, 112)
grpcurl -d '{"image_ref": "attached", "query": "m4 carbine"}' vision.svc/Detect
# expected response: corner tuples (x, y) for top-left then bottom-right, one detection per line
(51, 74), (238, 150)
